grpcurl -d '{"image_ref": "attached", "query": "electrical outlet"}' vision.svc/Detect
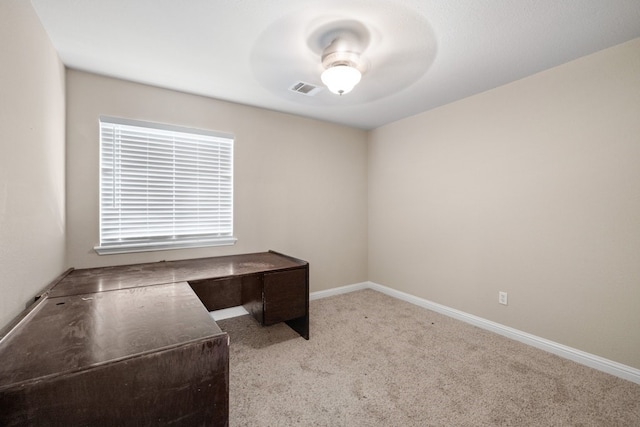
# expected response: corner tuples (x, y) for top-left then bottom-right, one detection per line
(498, 291), (508, 305)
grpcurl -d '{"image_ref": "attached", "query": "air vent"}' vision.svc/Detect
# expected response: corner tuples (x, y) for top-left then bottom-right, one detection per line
(289, 81), (323, 96)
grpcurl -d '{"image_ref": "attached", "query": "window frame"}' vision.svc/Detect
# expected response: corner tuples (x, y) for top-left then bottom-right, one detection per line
(95, 116), (236, 255)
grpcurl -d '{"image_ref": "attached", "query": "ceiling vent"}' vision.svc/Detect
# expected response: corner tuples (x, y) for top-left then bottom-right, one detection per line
(289, 81), (323, 96)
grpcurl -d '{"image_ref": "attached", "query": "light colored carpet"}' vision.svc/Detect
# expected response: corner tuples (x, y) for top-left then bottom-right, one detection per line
(217, 289), (640, 426)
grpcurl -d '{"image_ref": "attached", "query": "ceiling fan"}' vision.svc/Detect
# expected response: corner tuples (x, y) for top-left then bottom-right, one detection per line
(250, 3), (436, 105)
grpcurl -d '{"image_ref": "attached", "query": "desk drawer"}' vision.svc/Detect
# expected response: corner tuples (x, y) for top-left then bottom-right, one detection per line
(263, 269), (307, 325)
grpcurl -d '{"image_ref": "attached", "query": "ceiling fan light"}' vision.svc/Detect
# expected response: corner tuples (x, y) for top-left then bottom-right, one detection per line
(321, 65), (362, 95)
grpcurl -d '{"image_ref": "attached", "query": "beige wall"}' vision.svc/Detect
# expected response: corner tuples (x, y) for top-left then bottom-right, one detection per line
(368, 38), (640, 369)
(0, 1), (66, 329)
(65, 70), (369, 292)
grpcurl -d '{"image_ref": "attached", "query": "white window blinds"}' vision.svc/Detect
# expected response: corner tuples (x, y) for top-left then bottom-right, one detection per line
(96, 117), (235, 254)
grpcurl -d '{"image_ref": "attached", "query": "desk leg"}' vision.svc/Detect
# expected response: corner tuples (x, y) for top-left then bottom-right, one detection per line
(285, 314), (309, 340)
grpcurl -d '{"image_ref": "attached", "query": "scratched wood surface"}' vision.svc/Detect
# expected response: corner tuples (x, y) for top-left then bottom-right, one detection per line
(50, 251), (307, 297)
(0, 282), (223, 387)
(0, 336), (229, 426)
(0, 251), (309, 425)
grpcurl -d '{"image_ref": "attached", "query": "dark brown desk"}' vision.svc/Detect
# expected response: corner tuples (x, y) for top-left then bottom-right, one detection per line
(0, 251), (309, 426)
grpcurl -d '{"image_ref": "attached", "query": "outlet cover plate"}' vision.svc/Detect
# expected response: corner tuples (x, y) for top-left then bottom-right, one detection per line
(499, 291), (508, 305)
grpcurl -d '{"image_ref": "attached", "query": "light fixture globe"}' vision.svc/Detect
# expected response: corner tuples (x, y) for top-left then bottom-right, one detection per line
(320, 38), (364, 96)
(321, 64), (362, 95)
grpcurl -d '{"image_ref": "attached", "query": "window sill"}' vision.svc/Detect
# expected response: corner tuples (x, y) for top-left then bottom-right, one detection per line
(94, 237), (238, 255)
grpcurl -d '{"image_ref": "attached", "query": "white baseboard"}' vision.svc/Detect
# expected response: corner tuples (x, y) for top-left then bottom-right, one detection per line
(309, 282), (370, 301)
(311, 281), (640, 385)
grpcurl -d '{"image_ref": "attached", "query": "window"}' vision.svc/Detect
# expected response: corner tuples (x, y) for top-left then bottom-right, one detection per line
(95, 116), (235, 254)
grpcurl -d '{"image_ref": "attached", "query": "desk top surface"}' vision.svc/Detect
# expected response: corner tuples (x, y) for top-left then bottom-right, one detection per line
(0, 282), (223, 389)
(50, 251), (307, 298)
(0, 251), (307, 389)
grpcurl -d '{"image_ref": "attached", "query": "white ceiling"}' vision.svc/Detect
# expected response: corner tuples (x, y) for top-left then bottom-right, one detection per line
(31, 0), (640, 130)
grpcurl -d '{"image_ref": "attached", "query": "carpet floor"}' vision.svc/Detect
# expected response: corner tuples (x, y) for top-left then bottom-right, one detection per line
(216, 289), (640, 426)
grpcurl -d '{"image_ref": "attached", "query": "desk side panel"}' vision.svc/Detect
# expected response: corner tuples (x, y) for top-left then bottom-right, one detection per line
(0, 336), (229, 427)
(241, 274), (264, 324)
(263, 268), (308, 326)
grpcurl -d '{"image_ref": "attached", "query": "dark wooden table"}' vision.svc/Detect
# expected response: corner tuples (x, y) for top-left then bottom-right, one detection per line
(0, 250), (309, 426)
